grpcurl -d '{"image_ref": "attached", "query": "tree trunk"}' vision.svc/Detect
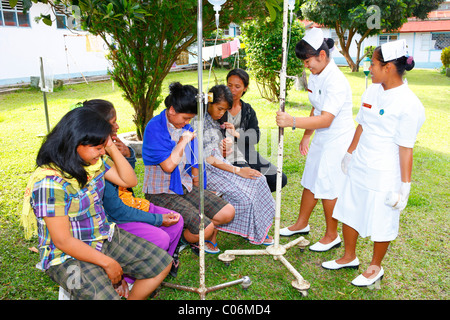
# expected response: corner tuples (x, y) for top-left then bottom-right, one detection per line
(335, 24), (357, 72)
(341, 48), (358, 72)
(353, 30), (372, 73)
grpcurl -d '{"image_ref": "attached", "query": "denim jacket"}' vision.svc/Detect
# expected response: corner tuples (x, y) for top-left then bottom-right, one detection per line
(103, 147), (163, 227)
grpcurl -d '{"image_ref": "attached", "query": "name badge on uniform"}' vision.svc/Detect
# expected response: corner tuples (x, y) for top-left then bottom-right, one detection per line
(362, 103), (372, 109)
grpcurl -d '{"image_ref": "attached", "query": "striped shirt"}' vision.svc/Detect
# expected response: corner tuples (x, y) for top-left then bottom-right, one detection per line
(31, 157), (114, 270)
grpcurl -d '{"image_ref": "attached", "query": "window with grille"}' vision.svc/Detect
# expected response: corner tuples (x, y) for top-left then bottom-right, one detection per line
(54, 4), (68, 29)
(432, 33), (450, 50)
(421, 33), (432, 51)
(378, 34), (398, 45)
(0, 0), (30, 27)
(54, 4), (80, 30)
(330, 29), (348, 49)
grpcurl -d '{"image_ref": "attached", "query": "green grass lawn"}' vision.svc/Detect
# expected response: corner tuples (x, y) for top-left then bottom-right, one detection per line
(0, 67), (448, 300)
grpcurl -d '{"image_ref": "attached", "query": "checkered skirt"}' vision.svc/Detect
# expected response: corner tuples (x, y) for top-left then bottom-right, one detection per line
(206, 161), (275, 244)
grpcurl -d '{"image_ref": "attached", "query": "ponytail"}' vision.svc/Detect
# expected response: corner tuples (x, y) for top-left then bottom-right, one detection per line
(373, 46), (415, 76)
(295, 38), (335, 60)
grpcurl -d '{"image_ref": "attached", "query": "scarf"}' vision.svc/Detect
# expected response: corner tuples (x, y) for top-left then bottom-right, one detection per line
(142, 109), (206, 195)
(21, 159), (104, 240)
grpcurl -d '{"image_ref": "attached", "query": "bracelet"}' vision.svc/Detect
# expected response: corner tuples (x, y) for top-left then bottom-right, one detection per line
(292, 116), (296, 130)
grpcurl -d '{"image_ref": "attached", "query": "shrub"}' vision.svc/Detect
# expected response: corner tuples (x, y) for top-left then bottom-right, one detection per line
(441, 46), (450, 68)
(364, 46), (376, 59)
(241, 17), (304, 102)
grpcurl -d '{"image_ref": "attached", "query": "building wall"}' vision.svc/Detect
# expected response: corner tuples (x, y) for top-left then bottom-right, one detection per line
(322, 28), (446, 69)
(0, 3), (109, 85)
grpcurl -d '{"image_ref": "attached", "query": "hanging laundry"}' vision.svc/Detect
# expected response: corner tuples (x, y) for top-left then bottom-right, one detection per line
(202, 46), (215, 61)
(202, 44), (222, 61)
(222, 41), (231, 59)
(86, 35), (104, 52)
(230, 38), (240, 54)
(214, 44), (222, 57)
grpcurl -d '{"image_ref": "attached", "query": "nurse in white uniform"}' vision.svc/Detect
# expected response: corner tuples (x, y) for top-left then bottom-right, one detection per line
(322, 40), (425, 287)
(276, 28), (355, 252)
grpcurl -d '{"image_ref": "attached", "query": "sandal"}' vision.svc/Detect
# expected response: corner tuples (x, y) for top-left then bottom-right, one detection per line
(262, 235), (274, 246)
(246, 235), (274, 246)
(204, 240), (221, 254)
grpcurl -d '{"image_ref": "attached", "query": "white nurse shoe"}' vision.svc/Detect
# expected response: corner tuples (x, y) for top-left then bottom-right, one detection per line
(309, 235), (341, 252)
(322, 257), (360, 270)
(279, 225), (310, 236)
(351, 267), (384, 287)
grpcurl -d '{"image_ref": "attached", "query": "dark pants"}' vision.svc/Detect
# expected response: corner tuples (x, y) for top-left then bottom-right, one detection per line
(234, 161), (288, 193)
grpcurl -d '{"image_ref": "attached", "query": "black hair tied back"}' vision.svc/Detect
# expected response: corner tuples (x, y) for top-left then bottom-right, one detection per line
(405, 55), (415, 71)
(295, 37), (335, 60)
(374, 46), (415, 76)
(164, 82), (198, 114)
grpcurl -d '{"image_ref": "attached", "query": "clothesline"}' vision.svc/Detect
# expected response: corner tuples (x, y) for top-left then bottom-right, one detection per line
(202, 38), (241, 61)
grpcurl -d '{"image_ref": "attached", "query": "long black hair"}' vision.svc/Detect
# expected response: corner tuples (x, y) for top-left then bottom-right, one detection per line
(295, 38), (335, 60)
(82, 99), (116, 122)
(164, 82), (198, 114)
(373, 46), (415, 76)
(36, 107), (112, 187)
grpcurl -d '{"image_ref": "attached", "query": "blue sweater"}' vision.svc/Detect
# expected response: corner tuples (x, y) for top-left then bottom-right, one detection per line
(103, 147), (163, 227)
(142, 109), (206, 195)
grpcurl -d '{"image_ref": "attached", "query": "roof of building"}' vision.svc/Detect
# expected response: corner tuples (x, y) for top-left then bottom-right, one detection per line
(398, 19), (450, 33)
(299, 9), (450, 33)
(398, 9), (450, 33)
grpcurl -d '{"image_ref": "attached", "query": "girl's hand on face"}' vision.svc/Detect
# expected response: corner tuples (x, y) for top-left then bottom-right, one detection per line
(104, 136), (121, 156)
(105, 136), (114, 148)
(111, 135), (131, 158)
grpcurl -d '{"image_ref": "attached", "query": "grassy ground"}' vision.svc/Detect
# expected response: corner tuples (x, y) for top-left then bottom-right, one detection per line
(0, 67), (448, 300)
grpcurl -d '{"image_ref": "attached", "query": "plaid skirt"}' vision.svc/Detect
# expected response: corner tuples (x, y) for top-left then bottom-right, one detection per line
(145, 186), (229, 235)
(206, 163), (276, 244)
(45, 226), (172, 300)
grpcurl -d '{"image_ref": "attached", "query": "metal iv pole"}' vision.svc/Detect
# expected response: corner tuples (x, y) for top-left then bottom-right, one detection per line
(217, 0), (311, 297)
(160, 0), (251, 300)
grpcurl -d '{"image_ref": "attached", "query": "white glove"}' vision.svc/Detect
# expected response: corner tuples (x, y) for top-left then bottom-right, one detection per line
(385, 182), (411, 211)
(341, 152), (352, 175)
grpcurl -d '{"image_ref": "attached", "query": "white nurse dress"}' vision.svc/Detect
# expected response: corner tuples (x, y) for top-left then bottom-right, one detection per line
(301, 60), (355, 199)
(333, 83), (425, 241)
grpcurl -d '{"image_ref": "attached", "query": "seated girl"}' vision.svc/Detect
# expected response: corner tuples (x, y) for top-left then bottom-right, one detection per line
(21, 107), (172, 300)
(192, 85), (275, 245)
(82, 99), (183, 277)
(221, 68), (288, 192)
(142, 82), (235, 254)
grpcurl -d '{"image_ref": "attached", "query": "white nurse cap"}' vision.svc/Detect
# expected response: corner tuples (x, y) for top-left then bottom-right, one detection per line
(381, 39), (407, 61)
(302, 27), (324, 50)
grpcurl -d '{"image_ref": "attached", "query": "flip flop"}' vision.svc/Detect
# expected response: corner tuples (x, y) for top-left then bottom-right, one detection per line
(204, 240), (220, 254)
(262, 235), (274, 246)
(246, 235), (274, 246)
